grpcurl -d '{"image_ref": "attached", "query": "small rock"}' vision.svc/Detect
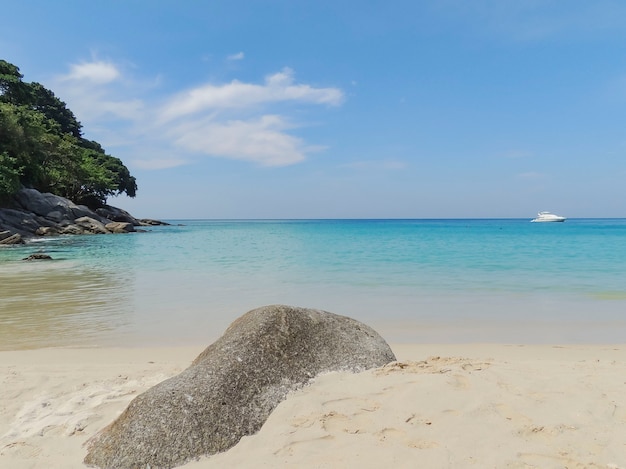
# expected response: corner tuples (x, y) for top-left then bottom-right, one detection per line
(22, 253), (52, 261)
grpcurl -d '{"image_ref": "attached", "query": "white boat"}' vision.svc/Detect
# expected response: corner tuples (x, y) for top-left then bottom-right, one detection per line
(531, 211), (566, 222)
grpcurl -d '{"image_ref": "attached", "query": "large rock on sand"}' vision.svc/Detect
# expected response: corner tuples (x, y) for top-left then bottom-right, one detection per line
(84, 305), (396, 469)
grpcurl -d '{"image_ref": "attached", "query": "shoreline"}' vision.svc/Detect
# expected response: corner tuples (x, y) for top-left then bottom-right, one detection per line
(2, 343), (625, 468)
(5, 315), (626, 352)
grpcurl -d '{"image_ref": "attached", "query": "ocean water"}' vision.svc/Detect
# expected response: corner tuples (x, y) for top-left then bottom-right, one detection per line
(1, 218), (626, 349)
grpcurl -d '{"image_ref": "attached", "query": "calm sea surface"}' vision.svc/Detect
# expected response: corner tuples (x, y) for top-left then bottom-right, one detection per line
(1, 219), (626, 349)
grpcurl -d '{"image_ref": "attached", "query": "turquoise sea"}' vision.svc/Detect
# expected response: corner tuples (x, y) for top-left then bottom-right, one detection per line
(1, 219), (626, 349)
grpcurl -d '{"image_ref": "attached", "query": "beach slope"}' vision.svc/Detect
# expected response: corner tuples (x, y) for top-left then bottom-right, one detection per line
(1, 344), (625, 468)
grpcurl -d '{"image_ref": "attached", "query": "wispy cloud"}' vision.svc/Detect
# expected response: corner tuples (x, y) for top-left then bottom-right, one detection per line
(227, 52), (245, 61)
(62, 61), (121, 84)
(159, 67), (343, 122)
(51, 60), (344, 168)
(55, 60), (144, 123)
(170, 115), (310, 166)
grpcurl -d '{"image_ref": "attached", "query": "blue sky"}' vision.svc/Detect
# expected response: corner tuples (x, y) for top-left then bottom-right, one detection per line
(3, 1), (626, 218)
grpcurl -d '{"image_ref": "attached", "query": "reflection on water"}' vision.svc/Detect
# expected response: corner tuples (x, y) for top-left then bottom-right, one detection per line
(0, 259), (134, 350)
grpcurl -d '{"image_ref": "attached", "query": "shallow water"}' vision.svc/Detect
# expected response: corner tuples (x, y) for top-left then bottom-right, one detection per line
(2, 219), (626, 349)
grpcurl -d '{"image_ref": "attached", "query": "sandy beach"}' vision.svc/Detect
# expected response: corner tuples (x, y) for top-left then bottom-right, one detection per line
(1, 343), (625, 469)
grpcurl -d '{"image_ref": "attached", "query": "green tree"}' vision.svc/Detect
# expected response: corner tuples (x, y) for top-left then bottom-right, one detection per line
(0, 60), (137, 208)
(0, 151), (20, 201)
(29, 82), (82, 138)
(0, 60), (31, 105)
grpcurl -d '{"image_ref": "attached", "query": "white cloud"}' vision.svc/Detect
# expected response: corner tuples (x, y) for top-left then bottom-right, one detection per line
(63, 61), (121, 84)
(52, 59), (344, 169)
(227, 52), (245, 61)
(159, 67), (343, 122)
(53, 60), (144, 123)
(170, 115), (307, 166)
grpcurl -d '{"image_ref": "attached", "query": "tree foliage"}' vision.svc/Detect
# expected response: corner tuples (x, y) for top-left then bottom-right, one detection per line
(0, 59), (137, 207)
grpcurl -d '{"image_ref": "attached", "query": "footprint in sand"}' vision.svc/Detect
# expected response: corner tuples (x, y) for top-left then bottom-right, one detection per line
(377, 358), (491, 376)
(404, 413), (433, 426)
(408, 440), (439, 449)
(0, 440), (42, 458)
(321, 396), (380, 414)
(376, 426), (439, 450)
(320, 411), (362, 434)
(517, 423), (577, 438)
(449, 373), (471, 389)
(516, 451), (604, 469)
(273, 434), (334, 457)
(376, 427), (404, 442)
(494, 402), (532, 424)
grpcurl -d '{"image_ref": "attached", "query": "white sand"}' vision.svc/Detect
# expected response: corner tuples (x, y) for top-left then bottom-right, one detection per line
(1, 344), (625, 469)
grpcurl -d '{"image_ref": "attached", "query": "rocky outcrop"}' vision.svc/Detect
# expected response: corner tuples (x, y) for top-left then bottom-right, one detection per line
(13, 189), (97, 221)
(84, 305), (396, 469)
(0, 188), (168, 242)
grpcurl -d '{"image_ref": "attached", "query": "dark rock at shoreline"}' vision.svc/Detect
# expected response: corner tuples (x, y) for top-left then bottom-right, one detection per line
(95, 205), (139, 224)
(22, 253), (53, 261)
(139, 218), (169, 226)
(84, 305), (396, 469)
(0, 188), (168, 241)
(0, 230), (23, 245)
(96, 206), (169, 227)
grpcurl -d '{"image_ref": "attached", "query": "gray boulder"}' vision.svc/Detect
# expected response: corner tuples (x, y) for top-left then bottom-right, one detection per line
(59, 224), (86, 235)
(74, 216), (109, 234)
(0, 231), (23, 244)
(0, 207), (48, 237)
(96, 205), (140, 224)
(1, 189), (109, 237)
(84, 305), (396, 469)
(105, 221), (136, 233)
(12, 188), (62, 217)
(13, 188), (109, 223)
(45, 210), (67, 223)
(35, 226), (61, 236)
